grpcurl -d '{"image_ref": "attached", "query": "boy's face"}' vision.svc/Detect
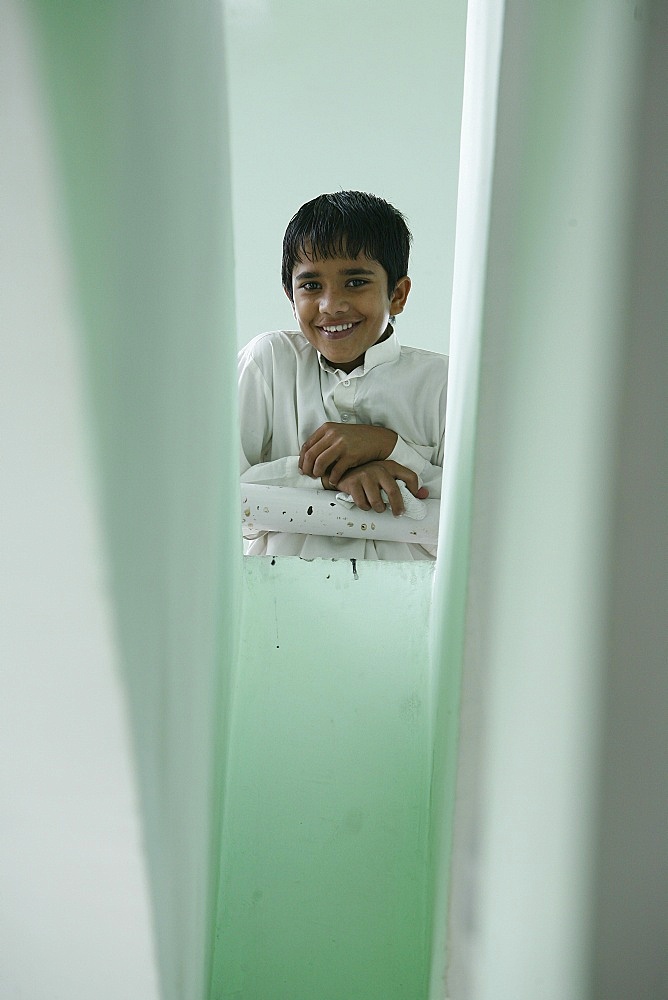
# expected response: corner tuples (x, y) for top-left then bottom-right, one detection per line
(288, 251), (411, 374)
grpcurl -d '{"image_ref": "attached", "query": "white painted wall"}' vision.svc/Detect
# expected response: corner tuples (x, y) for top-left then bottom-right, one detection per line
(2, 2), (242, 997)
(223, 0), (468, 355)
(439, 2), (668, 998)
(0, 4), (159, 997)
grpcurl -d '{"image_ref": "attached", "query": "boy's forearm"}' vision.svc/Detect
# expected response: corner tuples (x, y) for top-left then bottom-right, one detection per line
(241, 455), (326, 490)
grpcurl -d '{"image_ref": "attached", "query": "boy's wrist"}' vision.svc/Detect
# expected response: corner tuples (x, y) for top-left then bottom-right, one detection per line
(377, 427), (398, 460)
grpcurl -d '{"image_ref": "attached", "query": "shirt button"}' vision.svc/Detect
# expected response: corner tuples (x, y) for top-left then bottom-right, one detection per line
(343, 379), (350, 386)
(341, 413), (350, 422)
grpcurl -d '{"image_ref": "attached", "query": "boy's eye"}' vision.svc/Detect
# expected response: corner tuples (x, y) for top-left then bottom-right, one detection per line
(297, 278), (368, 292)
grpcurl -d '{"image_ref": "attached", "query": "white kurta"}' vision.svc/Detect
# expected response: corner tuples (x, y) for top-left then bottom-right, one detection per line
(238, 329), (448, 560)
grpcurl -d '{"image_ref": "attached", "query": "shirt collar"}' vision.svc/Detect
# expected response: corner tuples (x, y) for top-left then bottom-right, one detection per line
(318, 328), (400, 377)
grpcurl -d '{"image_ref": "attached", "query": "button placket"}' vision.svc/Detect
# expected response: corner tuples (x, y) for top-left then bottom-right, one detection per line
(335, 375), (357, 424)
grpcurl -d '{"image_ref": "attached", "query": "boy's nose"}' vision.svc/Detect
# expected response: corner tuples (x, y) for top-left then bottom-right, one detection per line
(318, 290), (349, 315)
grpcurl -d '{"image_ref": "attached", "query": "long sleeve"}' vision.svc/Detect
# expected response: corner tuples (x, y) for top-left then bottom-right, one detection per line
(388, 433), (444, 498)
(238, 348), (325, 490)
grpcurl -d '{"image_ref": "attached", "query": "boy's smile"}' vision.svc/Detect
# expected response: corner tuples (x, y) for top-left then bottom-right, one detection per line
(289, 252), (411, 374)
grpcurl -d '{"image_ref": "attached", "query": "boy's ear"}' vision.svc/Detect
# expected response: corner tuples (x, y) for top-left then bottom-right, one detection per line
(284, 285), (297, 315)
(390, 276), (411, 316)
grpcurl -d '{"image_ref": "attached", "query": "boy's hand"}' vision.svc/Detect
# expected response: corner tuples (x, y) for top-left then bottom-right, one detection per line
(322, 460), (429, 517)
(299, 422), (398, 485)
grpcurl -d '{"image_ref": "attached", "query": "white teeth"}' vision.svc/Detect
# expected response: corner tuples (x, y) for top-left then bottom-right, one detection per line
(322, 323), (354, 333)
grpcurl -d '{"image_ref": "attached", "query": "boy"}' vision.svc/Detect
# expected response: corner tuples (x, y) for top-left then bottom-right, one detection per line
(238, 191), (448, 560)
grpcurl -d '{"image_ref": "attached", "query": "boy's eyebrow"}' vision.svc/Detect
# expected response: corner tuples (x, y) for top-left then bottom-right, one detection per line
(294, 266), (377, 281)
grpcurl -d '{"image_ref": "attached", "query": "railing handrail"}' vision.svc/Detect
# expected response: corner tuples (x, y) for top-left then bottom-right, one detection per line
(241, 483), (440, 546)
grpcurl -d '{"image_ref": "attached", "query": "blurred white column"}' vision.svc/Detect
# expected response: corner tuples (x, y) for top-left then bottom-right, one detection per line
(433, 1), (666, 998)
(2, 0), (240, 997)
(0, 2), (159, 997)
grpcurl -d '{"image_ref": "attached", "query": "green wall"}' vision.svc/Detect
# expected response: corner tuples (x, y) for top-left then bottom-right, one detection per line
(213, 558), (435, 999)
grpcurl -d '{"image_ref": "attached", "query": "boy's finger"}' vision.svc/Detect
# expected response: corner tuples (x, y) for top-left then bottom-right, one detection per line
(312, 445), (343, 478)
(349, 483), (372, 510)
(299, 425), (328, 471)
(396, 469), (421, 497)
(381, 478), (405, 516)
(301, 424), (326, 450)
(300, 441), (327, 476)
(367, 487), (389, 514)
(298, 442), (315, 473)
(325, 456), (354, 486)
(383, 461), (426, 504)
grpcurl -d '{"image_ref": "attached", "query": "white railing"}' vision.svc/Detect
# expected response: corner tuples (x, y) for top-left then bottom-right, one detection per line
(241, 484), (440, 546)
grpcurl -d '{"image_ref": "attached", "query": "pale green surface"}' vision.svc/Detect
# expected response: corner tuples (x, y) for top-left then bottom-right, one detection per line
(1, 4), (160, 992)
(213, 557), (435, 999)
(30, 5), (241, 999)
(439, 3), (653, 998)
(424, 2), (505, 993)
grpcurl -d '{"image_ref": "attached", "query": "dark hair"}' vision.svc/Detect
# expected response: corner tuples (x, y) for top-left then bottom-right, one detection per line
(282, 191), (412, 300)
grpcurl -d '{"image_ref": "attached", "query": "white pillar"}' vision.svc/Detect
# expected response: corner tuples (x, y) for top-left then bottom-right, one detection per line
(1, 2), (159, 996)
(5, 1), (241, 997)
(433, 2), (666, 998)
